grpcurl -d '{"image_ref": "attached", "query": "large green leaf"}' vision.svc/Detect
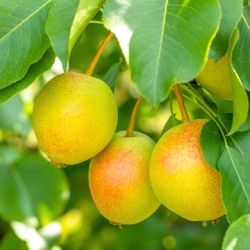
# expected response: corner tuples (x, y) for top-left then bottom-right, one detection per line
(104, 0), (221, 105)
(218, 147), (250, 223)
(0, 49), (55, 104)
(232, 7), (250, 91)
(228, 31), (248, 134)
(222, 214), (250, 250)
(210, 0), (243, 60)
(69, 0), (105, 53)
(0, 0), (51, 88)
(243, 5), (250, 24)
(45, 0), (79, 71)
(0, 152), (69, 226)
(206, 115), (250, 223)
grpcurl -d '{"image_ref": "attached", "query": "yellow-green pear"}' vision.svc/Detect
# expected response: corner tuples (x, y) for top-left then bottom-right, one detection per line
(33, 72), (118, 165)
(196, 53), (232, 100)
(150, 120), (226, 221)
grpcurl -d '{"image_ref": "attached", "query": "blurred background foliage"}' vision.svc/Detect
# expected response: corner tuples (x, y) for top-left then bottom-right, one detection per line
(0, 16), (228, 250)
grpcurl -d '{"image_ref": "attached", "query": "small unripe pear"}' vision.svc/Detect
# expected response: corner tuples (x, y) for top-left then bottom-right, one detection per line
(33, 72), (118, 165)
(89, 131), (160, 225)
(150, 120), (226, 221)
(196, 53), (232, 100)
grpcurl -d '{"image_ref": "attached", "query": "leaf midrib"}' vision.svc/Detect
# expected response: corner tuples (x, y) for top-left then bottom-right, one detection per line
(227, 148), (250, 204)
(0, 0), (52, 43)
(242, 14), (250, 29)
(152, 0), (169, 104)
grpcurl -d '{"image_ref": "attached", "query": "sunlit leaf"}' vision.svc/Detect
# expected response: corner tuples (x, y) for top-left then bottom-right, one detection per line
(104, 0), (221, 105)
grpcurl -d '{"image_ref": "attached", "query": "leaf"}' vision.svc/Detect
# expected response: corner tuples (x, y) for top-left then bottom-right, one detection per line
(0, 95), (30, 136)
(232, 7), (250, 91)
(0, 231), (28, 250)
(161, 114), (182, 135)
(45, 0), (79, 71)
(222, 214), (250, 250)
(218, 147), (250, 223)
(243, 5), (250, 24)
(69, 0), (105, 53)
(0, 153), (69, 225)
(229, 129), (250, 155)
(200, 120), (223, 169)
(210, 0), (243, 60)
(0, 0), (51, 88)
(103, 62), (122, 90)
(228, 30), (248, 134)
(104, 0), (221, 106)
(219, 112), (250, 152)
(0, 49), (55, 104)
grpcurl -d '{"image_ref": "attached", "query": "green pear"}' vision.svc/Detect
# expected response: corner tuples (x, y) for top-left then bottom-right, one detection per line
(33, 72), (118, 165)
(196, 53), (232, 100)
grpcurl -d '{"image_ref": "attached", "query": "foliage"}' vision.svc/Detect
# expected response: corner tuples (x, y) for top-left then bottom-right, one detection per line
(0, 0), (250, 249)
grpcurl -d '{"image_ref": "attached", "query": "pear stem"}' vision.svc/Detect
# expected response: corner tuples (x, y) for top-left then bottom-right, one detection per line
(173, 84), (190, 122)
(126, 96), (143, 137)
(85, 32), (114, 76)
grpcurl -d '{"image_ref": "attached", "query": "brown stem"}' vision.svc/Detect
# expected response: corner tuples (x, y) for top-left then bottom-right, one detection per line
(85, 32), (114, 76)
(173, 84), (190, 122)
(126, 96), (143, 137)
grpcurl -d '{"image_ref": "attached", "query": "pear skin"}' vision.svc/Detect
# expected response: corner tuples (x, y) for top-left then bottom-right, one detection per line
(89, 131), (160, 225)
(33, 72), (118, 165)
(150, 120), (226, 221)
(196, 54), (232, 100)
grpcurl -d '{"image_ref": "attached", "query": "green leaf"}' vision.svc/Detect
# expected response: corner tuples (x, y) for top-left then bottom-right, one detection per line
(45, 0), (79, 71)
(228, 30), (249, 134)
(0, 49), (55, 104)
(0, 95), (30, 136)
(103, 62), (122, 90)
(104, 0), (221, 105)
(69, 0), (105, 53)
(0, 0), (51, 88)
(222, 214), (250, 250)
(0, 231), (28, 250)
(0, 154), (69, 225)
(232, 8), (250, 91)
(229, 130), (250, 155)
(200, 120), (223, 169)
(243, 5), (250, 24)
(210, 0), (243, 60)
(218, 147), (250, 223)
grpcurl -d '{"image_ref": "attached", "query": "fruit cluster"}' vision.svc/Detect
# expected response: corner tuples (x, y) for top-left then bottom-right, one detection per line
(32, 71), (225, 225)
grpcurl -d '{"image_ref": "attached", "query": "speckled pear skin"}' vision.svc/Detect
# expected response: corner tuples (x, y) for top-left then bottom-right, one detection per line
(150, 120), (226, 221)
(196, 53), (232, 100)
(32, 72), (118, 165)
(89, 131), (160, 225)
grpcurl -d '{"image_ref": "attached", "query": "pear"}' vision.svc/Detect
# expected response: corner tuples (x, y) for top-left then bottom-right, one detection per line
(196, 53), (232, 100)
(89, 131), (160, 225)
(150, 120), (225, 221)
(33, 72), (118, 165)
